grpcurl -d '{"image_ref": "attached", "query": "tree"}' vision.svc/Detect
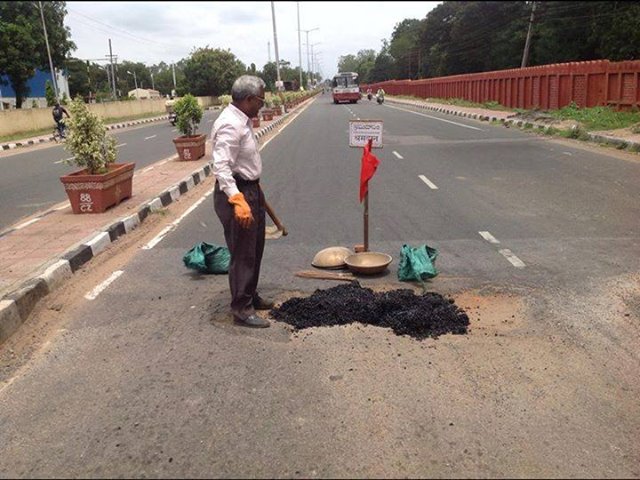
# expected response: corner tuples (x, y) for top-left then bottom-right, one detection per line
(45, 80), (56, 106)
(0, 1), (75, 108)
(182, 47), (245, 96)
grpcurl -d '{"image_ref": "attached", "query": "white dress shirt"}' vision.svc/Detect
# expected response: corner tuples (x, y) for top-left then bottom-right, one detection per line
(212, 103), (262, 197)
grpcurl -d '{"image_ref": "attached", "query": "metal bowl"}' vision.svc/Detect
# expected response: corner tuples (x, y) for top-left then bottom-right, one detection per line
(344, 252), (392, 275)
(312, 246), (353, 269)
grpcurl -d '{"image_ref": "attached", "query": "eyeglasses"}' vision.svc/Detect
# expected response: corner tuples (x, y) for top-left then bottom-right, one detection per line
(254, 95), (265, 104)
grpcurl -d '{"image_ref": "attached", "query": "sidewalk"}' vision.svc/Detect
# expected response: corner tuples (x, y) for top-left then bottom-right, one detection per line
(386, 97), (640, 151)
(0, 100), (311, 343)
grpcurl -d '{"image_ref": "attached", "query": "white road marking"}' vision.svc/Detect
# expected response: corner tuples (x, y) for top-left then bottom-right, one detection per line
(479, 231), (500, 244)
(418, 175), (438, 189)
(54, 202), (70, 211)
(386, 104), (483, 131)
(142, 186), (216, 250)
(14, 218), (41, 230)
(55, 157), (73, 164)
(171, 129), (178, 133)
(562, 152), (572, 156)
(144, 135), (157, 141)
(392, 151), (404, 159)
(116, 143), (127, 148)
(84, 270), (124, 300)
(499, 249), (526, 268)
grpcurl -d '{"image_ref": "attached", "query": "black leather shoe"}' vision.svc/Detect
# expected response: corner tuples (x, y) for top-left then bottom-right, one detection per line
(253, 296), (274, 310)
(234, 314), (270, 328)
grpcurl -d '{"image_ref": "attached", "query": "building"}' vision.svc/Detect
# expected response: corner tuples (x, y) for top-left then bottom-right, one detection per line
(0, 68), (70, 109)
(127, 88), (161, 100)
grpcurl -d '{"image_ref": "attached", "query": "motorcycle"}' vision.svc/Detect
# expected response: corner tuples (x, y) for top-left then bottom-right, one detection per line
(169, 112), (177, 126)
(367, 93), (373, 101)
(376, 95), (384, 104)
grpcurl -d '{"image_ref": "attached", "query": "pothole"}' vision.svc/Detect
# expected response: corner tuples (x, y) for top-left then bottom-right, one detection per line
(270, 283), (470, 340)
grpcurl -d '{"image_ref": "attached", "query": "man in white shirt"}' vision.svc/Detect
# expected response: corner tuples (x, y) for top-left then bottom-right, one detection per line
(212, 75), (273, 328)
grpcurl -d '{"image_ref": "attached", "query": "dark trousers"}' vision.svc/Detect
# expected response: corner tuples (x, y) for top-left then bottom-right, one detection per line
(214, 180), (265, 320)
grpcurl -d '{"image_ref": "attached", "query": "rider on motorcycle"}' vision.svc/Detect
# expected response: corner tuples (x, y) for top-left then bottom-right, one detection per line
(376, 88), (385, 104)
(52, 102), (70, 137)
(366, 88), (373, 101)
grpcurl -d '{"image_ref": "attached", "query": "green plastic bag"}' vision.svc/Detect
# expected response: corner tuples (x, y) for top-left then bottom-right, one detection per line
(183, 242), (230, 274)
(397, 244), (439, 285)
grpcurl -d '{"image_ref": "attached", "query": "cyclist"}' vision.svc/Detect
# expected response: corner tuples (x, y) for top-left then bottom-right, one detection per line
(52, 102), (70, 138)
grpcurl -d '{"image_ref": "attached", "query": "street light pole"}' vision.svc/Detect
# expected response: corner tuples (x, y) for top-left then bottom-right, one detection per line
(151, 72), (155, 91)
(38, 1), (58, 101)
(127, 70), (138, 99)
(270, 1), (282, 89)
(301, 27), (319, 89)
(297, 2), (303, 90)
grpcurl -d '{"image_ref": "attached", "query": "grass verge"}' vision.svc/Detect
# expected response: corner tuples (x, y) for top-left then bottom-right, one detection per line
(0, 111), (166, 144)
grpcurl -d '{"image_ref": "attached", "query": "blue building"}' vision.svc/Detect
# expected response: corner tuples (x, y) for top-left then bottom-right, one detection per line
(0, 68), (70, 109)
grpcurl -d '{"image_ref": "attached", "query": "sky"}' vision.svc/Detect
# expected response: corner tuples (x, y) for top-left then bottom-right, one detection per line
(63, 1), (441, 79)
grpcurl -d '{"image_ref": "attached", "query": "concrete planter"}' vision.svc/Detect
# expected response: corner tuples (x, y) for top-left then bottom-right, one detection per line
(60, 162), (135, 214)
(173, 134), (206, 161)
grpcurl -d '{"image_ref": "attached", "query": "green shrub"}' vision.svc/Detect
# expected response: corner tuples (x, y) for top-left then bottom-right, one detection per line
(218, 95), (232, 107)
(174, 94), (203, 137)
(45, 80), (56, 107)
(64, 96), (117, 175)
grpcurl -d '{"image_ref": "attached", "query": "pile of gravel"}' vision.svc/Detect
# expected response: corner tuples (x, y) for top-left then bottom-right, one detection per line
(271, 283), (469, 340)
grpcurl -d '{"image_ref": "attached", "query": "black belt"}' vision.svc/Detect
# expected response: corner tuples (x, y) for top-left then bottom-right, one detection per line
(232, 174), (260, 186)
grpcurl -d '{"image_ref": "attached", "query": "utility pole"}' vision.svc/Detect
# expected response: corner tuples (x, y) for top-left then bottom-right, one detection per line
(38, 1), (58, 100)
(270, 1), (282, 89)
(108, 39), (117, 99)
(297, 2), (303, 90)
(268, 41), (271, 63)
(521, 1), (536, 68)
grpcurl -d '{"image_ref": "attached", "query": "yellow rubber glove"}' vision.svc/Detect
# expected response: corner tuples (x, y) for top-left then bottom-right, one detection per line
(228, 193), (254, 228)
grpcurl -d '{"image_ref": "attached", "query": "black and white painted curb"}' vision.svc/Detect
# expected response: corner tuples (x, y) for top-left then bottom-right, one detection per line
(1, 115), (169, 151)
(0, 98), (314, 344)
(387, 98), (640, 152)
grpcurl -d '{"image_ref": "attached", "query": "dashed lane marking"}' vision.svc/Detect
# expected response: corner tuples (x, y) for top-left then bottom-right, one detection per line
(479, 231), (500, 244)
(144, 135), (157, 141)
(418, 175), (438, 189)
(499, 249), (526, 268)
(392, 151), (404, 159)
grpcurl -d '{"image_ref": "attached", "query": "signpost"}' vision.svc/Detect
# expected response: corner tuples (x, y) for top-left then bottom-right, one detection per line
(349, 120), (383, 252)
(349, 120), (383, 148)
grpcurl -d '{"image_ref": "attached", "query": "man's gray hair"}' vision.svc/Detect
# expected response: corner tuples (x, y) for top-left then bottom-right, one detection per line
(231, 75), (266, 102)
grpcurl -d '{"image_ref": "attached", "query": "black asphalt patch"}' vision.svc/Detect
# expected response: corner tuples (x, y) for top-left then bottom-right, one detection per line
(271, 283), (470, 340)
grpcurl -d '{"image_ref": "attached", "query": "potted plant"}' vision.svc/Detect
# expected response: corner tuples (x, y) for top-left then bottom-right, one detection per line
(271, 94), (282, 116)
(172, 94), (206, 161)
(262, 96), (274, 121)
(60, 97), (135, 214)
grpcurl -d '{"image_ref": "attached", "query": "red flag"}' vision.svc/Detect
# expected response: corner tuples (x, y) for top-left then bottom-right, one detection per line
(359, 138), (380, 202)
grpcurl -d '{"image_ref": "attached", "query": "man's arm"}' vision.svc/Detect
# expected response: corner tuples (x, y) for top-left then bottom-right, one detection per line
(212, 123), (241, 197)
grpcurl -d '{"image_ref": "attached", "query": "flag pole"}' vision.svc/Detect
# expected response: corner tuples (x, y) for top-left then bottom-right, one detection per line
(364, 191), (369, 252)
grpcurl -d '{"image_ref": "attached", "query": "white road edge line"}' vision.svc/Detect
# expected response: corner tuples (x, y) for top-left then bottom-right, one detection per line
(386, 104), (484, 131)
(392, 151), (404, 159)
(418, 175), (438, 189)
(14, 218), (41, 230)
(116, 143), (127, 148)
(142, 186), (216, 250)
(84, 270), (125, 300)
(144, 135), (157, 141)
(479, 231), (500, 244)
(499, 249), (526, 268)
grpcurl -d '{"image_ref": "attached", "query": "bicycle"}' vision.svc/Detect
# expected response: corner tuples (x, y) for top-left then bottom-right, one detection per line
(52, 121), (67, 143)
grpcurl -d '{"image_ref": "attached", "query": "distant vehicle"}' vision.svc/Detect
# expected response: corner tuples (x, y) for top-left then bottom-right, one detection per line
(332, 72), (360, 104)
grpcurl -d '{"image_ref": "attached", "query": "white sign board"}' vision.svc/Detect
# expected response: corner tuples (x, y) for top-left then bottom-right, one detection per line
(349, 120), (383, 148)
